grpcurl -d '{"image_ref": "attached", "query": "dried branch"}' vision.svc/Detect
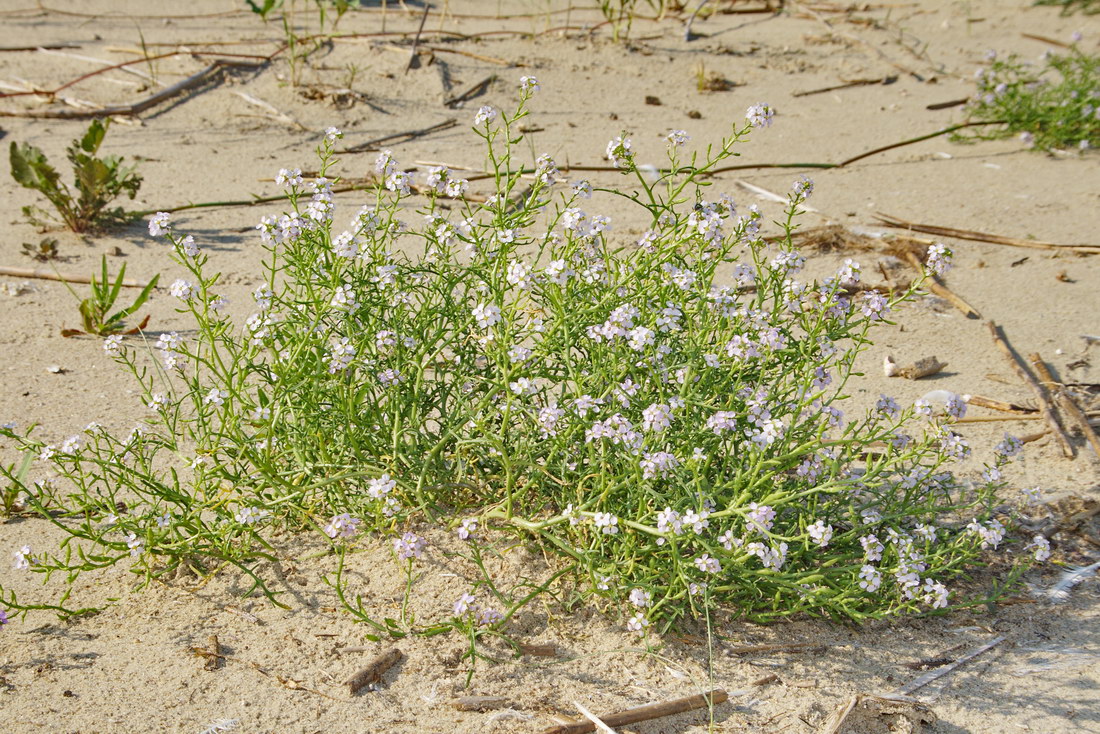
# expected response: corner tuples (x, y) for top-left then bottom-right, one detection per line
(875, 213), (1100, 254)
(339, 118), (458, 154)
(539, 689), (728, 734)
(0, 58), (267, 119)
(986, 322), (1075, 458)
(1029, 353), (1100, 459)
(891, 635), (1006, 696)
(0, 265), (152, 288)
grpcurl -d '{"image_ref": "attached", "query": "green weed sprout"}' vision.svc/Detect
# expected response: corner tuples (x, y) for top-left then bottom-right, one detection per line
(1033, 0), (1099, 15)
(962, 43), (1099, 151)
(9, 119), (143, 233)
(0, 82), (1036, 641)
(58, 255), (159, 337)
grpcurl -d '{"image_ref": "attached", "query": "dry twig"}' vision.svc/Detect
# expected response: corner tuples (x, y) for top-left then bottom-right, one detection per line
(987, 322), (1075, 458)
(875, 213), (1100, 254)
(1029, 353), (1100, 459)
(539, 689), (728, 734)
(0, 265), (151, 288)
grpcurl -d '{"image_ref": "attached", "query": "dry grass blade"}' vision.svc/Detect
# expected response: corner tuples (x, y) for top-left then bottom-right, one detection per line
(0, 266), (152, 288)
(890, 635), (1006, 697)
(987, 322), (1076, 458)
(875, 213), (1100, 253)
(539, 690), (728, 734)
(1029, 353), (1100, 459)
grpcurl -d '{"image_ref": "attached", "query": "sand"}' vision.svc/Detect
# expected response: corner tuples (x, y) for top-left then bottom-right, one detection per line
(1, 1), (1098, 732)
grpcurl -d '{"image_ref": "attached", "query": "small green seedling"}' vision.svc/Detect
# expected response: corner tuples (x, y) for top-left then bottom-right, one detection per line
(9, 119), (142, 233)
(21, 238), (60, 262)
(59, 255), (159, 337)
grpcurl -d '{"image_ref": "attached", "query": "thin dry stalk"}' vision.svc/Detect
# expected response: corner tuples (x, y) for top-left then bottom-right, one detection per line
(898, 247), (980, 318)
(539, 690), (728, 734)
(1029, 353), (1100, 459)
(339, 118), (458, 154)
(875, 213), (1100, 254)
(967, 395), (1035, 414)
(0, 58), (267, 119)
(450, 695), (510, 711)
(0, 266), (152, 288)
(986, 321), (1075, 458)
(891, 635), (1006, 696)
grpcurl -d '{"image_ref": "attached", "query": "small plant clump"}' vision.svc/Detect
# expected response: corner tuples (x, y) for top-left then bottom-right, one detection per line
(58, 255), (159, 337)
(963, 42), (1099, 152)
(1, 81), (1036, 641)
(9, 119), (143, 233)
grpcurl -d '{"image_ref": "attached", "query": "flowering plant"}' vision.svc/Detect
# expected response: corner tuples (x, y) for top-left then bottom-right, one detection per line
(1, 81), (1029, 633)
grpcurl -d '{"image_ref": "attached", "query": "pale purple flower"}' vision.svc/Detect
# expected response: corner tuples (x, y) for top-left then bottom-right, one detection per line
(235, 506), (270, 525)
(860, 291), (889, 320)
(746, 503), (775, 533)
(476, 608), (503, 627)
(626, 611), (648, 635)
(275, 167), (303, 188)
(593, 512), (619, 535)
(746, 103), (774, 128)
(861, 534), (884, 561)
(126, 532), (143, 557)
(324, 126), (343, 144)
(519, 75), (540, 95)
(324, 513), (361, 540)
(923, 579), (949, 609)
(807, 520), (833, 547)
(12, 545), (32, 570)
(103, 334), (123, 355)
(169, 279), (194, 300)
(858, 565), (881, 592)
(474, 105), (497, 126)
(457, 517), (478, 540)
(995, 433), (1023, 458)
(368, 473), (396, 499)
(453, 592), (476, 616)
(148, 211), (171, 237)
(628, 588), (651, 608)
(606, 135), (634, 168)
(945, 393), (968, 420)
(1027, 535), (1051, 562)
(666, 129), (689, 148)
(792, 175), (814, 199)
(925, 243), (952, 276)
(694, 554), (721, 573)
(393, 532), (426, 560)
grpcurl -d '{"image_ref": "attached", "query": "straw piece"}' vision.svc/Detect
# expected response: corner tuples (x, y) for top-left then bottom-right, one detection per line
(0, 265), (152, 288)
(1029, 353), (1100, 459)
(986, 322), (1075, 458)
(450, 696), (509, 711)
(538, 689), (728, 734)
(339, 118), (457, 154)
(967, 395), (1036, 414)
(875, 213), (1100, 253)
(0, 58), (266, 119)
(891, 636), (1006, 697)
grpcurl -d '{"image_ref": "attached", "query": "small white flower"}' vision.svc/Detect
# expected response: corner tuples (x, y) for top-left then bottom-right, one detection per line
(519, 75), (540, 95)
(593, 511), (619, 535)
(148, 212), (171, 237)
(474, 105), (497, 126)
(126, 532), (144, 557)
(626, 611), (648, 635)
(628, 588), (651, 608)
(12, 544), (32, 570)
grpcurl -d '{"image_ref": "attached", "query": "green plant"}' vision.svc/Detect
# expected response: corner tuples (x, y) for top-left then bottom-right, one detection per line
(21, 237), (60, 262)
(58, 255), (159, 337)
(961, 44), (1099, 151)
(1033, 0), (1099, 15)
(1, 81), (1033, 644)
(246, 0), (283, 20)
(9, 119), (142, 233)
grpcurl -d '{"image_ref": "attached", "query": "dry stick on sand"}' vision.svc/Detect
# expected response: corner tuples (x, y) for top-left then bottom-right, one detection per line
(875, 213), (1100, 254)
(1029, 352), (1100, 459)
(339, 118), (458, 154)
(0, 58), (267, 119)
(444, 73), (498, 108)
(539, 689), (729, 734)
(404, 3), (432, 75)
(889, 635), (1007, 697)
(897, 246), (980, 319)
(967, 395), (1036, 414)
(986, 321), (1076, 458)
(345, 647), (402, 695)
(0, 265), (152, 288)
(793, 76), (896, 97)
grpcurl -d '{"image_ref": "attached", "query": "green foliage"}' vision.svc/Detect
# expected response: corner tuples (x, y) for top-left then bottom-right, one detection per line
(9, 119), (142, 233)
(246, 0), (282, 20)
(1033, 0), (1099, 15)
(1, 83), (1027, 637)
(60, 256), (159, 337)
(962, 45), (1099, 151)
(21, 237), (60, 262)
